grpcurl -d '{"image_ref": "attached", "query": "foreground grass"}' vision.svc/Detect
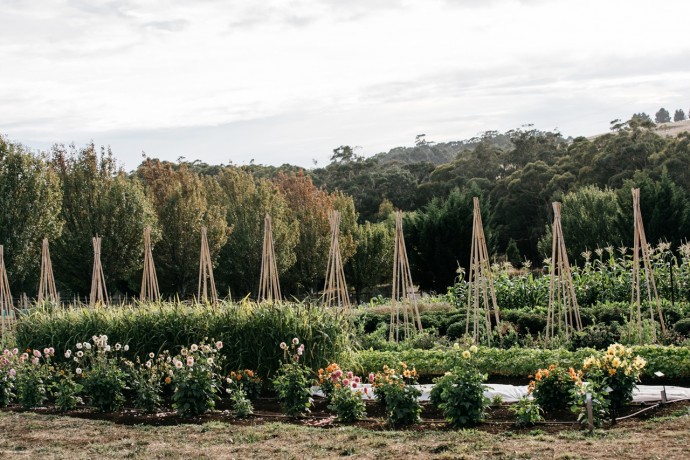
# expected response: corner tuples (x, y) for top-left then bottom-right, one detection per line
(0, 410), (689, 459)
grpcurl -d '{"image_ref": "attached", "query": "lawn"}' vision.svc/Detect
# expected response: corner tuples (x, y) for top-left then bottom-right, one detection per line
(1, 404), (689, 459)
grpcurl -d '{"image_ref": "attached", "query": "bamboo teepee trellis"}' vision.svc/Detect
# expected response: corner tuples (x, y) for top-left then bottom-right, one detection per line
(389, 211), (422, 341)
(197, 226), (218, 305)
(89, 236), (109, 306)
(546, 202), (582, 345)
(140, 226), (160, 302)
(37, 238), (59, 303)
(466, 197), (500, 346)
(630, 188), (665, 343)
(322, 210), (350, 311)
(0, 246), (14, 336)
(258, 214), (282, 303)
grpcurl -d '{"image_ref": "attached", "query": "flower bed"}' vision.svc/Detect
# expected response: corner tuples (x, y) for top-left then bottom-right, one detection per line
(0, 337), (676, 431)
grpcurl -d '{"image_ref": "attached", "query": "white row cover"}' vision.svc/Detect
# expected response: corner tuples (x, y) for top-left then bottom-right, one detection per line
(312, 384), (690, 403)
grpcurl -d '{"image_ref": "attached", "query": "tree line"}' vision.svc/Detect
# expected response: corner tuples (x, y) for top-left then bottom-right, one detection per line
(305, 116), (690, 293)
(0, 138), (393, 302)
(2, 113), (690, 300)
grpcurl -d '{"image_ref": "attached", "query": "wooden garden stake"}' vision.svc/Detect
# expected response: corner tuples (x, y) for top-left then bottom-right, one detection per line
(389, 210), (422, 341)
(585, 393), (594, 432)
(37, 238), (59, 303)
(258, 214), (282, 303)
(89, 236), (109, 306)
(546, 202), (582, 346)
(629, 188), (665, 343)
(465, 198), (500, 346)
(140, 226), (160, 302)
(0, 246), (14, 337)
(322, 210), (350, 311)
(197, 226), (218, 305)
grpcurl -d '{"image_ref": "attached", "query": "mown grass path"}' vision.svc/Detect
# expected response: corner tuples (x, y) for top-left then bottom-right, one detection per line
(0, 407), (689, 459)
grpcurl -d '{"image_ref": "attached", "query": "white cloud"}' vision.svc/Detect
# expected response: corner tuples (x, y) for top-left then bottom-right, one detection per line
(1, 0), (689, 168)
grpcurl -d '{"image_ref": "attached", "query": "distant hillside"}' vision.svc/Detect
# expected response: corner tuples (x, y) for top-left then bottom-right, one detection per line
(589, 118), (690, 140)
(372, 132), (512, 166)
(655, 118), (690, 137)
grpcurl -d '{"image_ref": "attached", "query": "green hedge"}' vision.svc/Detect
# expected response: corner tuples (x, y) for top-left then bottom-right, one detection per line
(15, 301), (352, 377)
(355, 345), (690, 380)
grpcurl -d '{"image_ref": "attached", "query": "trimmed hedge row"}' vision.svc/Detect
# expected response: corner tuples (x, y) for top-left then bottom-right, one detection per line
(15, 301), (352, 377)
(354, 345), (690, 380)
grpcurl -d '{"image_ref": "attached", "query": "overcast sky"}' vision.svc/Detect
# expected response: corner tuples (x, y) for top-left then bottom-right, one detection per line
(1, 0), (689, 170)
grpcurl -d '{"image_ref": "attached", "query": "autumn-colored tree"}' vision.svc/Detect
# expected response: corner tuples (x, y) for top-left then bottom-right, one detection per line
(137, 159), (229, 297)
(0, 137), (63, 294)
(275, 172), (357, 296)
(214, 167), (297, 298)
(50, 143), (158, 297)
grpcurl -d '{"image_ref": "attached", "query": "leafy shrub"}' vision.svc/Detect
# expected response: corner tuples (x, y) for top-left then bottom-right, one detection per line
(581, 343), (646, 420)
(327, 375), (367, 423)
(227, 388), (253, 418)
(570, 378), (610, 428)
(77, 336), (128, 412)
(130, 355), (165, 413)
(430, 346), (489, 427)
(0, 349), (18, 406)
(171, 341), (223, 417)
(528, 365), (580, 413)
(674, 318), (690, 336)
(226, 369), (262, 400)
(493, 322), (520, 349)
(446, 322), (465, 340)
(371, 363), (421, 427)
(589, 302), (627, 324)
(51, 372), (83, 412)
(509, 397), (544, 427)
(406, 329), (445, 350)
(16, 348), (54, 409)
(356, 322), (390, 351)
(317, 362), (341, 400)
(272, 338), (314, 417)
(571, 323), (620, 350)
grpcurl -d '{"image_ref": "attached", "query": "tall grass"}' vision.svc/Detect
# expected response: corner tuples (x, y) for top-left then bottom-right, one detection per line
(15, 300), (354, 377)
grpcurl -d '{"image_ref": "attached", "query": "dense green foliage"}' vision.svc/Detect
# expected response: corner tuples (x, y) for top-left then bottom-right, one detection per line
(272, 339), (314, 416)
(3, 116), (690, 300)
(0, 138), (63, 293)
(355, 345), (690, 380)
(14, 301), (352, 377)
(429, 347), (490, 427)
(371, 363), (422, 427)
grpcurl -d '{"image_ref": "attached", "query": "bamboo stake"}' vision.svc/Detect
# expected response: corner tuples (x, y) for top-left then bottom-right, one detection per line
(197, 226), (218, 305)
(466, 198), (500, 346)
(140, 226), (161, 302)
(389, 211), (422, 341)
(89, 236), (109, 306)
(546, 202), (582, 346)
(322, 210), (351, 311)
(629, 189), (665, 343)
(37, 238), (59, 303)
(258, 214), (282, 303)
(0, 246), (14, 337)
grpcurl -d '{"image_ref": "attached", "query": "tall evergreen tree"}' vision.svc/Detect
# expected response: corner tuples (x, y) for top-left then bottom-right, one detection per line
(655, 108), (671, 123)
(51, 143), (158, 297)
(0, 137), (63, 294)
